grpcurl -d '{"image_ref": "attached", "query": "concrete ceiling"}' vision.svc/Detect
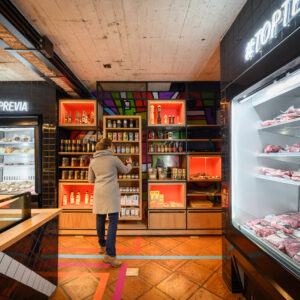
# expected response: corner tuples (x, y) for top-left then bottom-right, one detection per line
(9, 0), (246, 90)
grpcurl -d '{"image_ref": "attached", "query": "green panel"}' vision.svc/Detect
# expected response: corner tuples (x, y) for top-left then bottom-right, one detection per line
(203, 100), (215, 106)
(187, 120), (207, 125)
(201, 92), (215, 98)
(125, 109), (135, 115)
(127, 92), (134, 99)
(117, 107), (123, 114)
(111, 92), (120, 99)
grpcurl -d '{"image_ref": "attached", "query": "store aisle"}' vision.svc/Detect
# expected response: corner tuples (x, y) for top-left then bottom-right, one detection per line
(49, 236), (244, 300)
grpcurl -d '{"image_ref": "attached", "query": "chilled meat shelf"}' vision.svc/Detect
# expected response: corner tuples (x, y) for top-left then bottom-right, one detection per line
(234, 222), (300, 278)
(257, 174), (300, 186)
(258, 153), (300, 163)
(259, 118), (300, 137)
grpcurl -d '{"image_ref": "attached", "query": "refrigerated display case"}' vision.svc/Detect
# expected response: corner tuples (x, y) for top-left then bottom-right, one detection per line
(0, 118), (41, 196)
(231, 68), (300, 277)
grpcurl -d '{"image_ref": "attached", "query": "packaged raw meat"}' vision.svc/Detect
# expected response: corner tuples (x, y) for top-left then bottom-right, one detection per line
(264, 145), (283, 153)
(261, 167), (291, 179)
(285, 143), (300, 152)
(284, 239), (300, 258)
(261, 120), (280, 127)
(264, 234), (285, 250)
(293, 253), (300, 263)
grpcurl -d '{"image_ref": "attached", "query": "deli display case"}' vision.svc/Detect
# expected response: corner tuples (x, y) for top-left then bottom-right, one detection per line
(0, 117), (41, 197)
(231, 68), (300, 278)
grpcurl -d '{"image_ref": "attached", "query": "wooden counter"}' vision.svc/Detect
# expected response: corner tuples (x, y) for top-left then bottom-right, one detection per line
(0, 208), (61, 252)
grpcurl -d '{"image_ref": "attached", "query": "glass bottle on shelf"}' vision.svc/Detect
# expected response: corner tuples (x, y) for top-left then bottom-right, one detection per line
(84, 191), (89, 205)
(68, 111), (72, 123)
(63, 193), (68, 206)
(164, 114), (168, 124)
(179, 142), (183, 152)
(90, 112), (95, 124)
(130, 119), (134, 128)
(72, 140), (76, 152)
(173, 142), (177, 152)
(87, 140), (91, 153)
(60, 139), (65, 152)
(107, 119), (112, 128)
(135, 146), (139, 153)
(123, 119), (127, 128)
(172, 115), (175, 124)
(82, 141), (87, 152)
(150, 144), (154, 153)
(75, 112), (79, 124)
(164, 143), (168, 153)
(113, 120), (117, 128)
(76, 140), (81, 152)
(135, 132), (139, 141)
(157, 144), (161, 152)
(70, 191), (75, 204)
(150, 105), (155, 125)
(64, 112), (68, 124)
(90, 194), (94, 206)
(169, 115), (172, 124)
(117, 119), (121, 128)
(91, 140), (95, 152)
(157, 105), (161, 124)
(75, 192), (81, 205)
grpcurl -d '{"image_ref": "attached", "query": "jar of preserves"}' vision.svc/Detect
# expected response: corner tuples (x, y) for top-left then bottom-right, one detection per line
(71, 157), (78, 167)
(118, 132), (123, 141)
(69, 170), (75, 180)
(131, 145), (135, 153)
(62, 157), (70, 167)
(75, 170), (81, 180)
(129, 132), (134, 141)
(62, 170), (68, 180)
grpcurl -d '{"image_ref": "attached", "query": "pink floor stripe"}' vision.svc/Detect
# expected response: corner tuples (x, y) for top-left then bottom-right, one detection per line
(112, 264), (127, 300)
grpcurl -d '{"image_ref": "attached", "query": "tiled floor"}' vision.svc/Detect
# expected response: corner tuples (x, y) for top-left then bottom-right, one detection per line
(49, 236), (245, 300)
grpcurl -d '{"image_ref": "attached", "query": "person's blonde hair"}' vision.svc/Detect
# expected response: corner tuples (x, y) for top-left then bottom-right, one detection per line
(96, 138), (112, 150)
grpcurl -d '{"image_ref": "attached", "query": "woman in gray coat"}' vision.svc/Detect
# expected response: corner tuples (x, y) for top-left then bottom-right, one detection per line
(88, 138), (132, 267)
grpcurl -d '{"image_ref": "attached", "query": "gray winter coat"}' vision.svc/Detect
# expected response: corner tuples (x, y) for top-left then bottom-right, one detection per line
(88, 149), (132, 214)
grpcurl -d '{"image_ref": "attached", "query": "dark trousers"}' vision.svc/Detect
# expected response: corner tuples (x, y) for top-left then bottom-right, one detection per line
(96, 213), (119, 257)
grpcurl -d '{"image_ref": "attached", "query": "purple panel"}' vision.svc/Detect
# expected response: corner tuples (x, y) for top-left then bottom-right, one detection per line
(104, 100), (115, 106)
(104, 92), (113, 99)
(205, 108), (214, 124)
(112, 107), (119, 114)
(159, 92), (174, 99)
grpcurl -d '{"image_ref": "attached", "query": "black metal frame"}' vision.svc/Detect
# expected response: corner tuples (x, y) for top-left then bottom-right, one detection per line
(0, 0), (91, 98)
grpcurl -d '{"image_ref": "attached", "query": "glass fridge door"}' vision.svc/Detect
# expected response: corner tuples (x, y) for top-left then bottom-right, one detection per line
(0, 127), (36, 194)
(231, 68), (300, 277)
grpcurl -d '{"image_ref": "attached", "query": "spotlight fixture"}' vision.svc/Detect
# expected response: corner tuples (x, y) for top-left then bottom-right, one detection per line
(103, 64), (112, 68)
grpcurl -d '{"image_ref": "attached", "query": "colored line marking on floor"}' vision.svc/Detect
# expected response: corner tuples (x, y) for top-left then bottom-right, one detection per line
(113, 264), (127, 300)
(42, 254), (223, 259)
(93, 273), (109, 300)
(56, 236), (142, 254)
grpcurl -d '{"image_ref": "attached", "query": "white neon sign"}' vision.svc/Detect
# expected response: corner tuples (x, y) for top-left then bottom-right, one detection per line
(245, 0), (300, 61)
(0, 101), (28, 112)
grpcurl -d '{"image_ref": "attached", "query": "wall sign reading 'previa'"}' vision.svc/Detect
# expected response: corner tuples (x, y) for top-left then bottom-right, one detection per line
(245, 0), (300, 61)
(0, 101), (28, 112)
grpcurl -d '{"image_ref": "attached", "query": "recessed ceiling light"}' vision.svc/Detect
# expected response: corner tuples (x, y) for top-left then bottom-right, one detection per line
(103, 64), (111, 68)
(201, 38), (206, 41)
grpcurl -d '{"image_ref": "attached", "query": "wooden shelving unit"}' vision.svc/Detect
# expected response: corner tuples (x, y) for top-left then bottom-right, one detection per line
(103, 115), (142, 221)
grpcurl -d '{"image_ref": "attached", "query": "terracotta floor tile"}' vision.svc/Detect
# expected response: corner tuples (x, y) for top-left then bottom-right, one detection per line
(139, 261), (172, 285)
(189, 288), (222, 300)
(110, 276), (151, 299)
(61, 273), (99, 300)
(177, 261), (213, 285)
(138, 287), (172, 300)
(205, 243), (222, 256)
(84, 236), (99, 246)
(156, 251), (186, 271)
(141, 243), (167, 256)
(101, 287), (114, 300)
(58, 261), (91, 285)
(49, 287), (69, 300)
(194, 259), (222, 272)
(172, 243), (201, 256)
(141, 236), (162, 243)
(122, 237), (150, 248)
(204, 273), (240, 299)
(116, 236), (137, 243)
(183, 237), (219, 250)
(153, 237), (182, 250)
(121, 259), (150, 268)
(170, 236), (190, 243)
(157, 273), (199, 299)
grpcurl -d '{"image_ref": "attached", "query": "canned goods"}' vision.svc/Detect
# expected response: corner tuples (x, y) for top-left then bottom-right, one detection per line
(177, 168), (182, 179)
(69, 170), (75, 180)
(129, 132), (134, 141)
(182, 169), (186, 179)
(75, 170), (81, 180)
(118, 132), (123, 141)
(172, 168), (178, 180)
(71, 157), (78, 167)
(113, 132), (118, 141)
(62, 170), (68, 180)
(62, 157), (70, 167)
